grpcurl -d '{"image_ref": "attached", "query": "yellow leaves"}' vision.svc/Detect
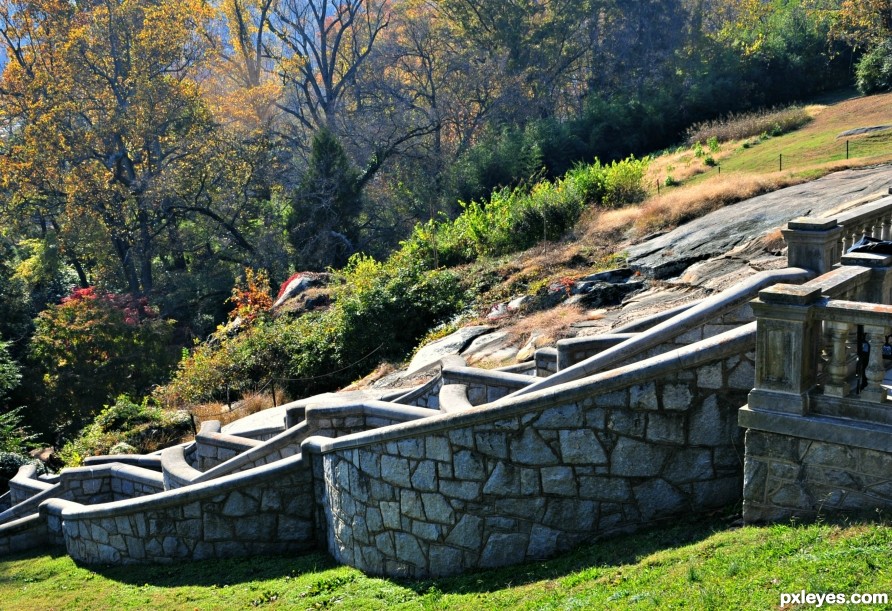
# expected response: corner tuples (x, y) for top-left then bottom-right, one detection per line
(832, 0), (892, 45)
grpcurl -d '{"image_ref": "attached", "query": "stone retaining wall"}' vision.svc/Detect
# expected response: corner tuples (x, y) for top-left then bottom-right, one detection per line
(0, 514), (48, 555)
(304, 325), (755, 577)
(48, 455), (316, 564)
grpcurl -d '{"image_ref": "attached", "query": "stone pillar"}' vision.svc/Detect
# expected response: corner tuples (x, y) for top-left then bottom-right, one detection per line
(782, 217), (844, 274)
(748, 284), (824, 415)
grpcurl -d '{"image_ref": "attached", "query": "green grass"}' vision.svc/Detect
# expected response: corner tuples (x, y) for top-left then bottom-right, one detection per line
(2, 517), (891, 610)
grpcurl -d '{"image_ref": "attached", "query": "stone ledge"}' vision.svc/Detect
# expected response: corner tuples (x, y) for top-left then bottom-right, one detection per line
(738, 405), (892, 453)
(441, 367), (533, 389)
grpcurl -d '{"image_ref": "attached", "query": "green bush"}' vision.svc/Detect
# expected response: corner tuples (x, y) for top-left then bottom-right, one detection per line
(404, 155), (649, 266)
(856, 40), (892, 95)
(60, 395), (192, 466)
(0, 451), (46, 492)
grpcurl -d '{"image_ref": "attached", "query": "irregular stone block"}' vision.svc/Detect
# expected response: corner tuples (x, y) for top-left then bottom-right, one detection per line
(527, 524), (559, 559)
(662, 384), (693, 411)
(480, 533), (528, 568)
(453, 450), (485, 480)
(483, 462), (521, 496)
(421, 493), (455, 525)
(222, 491), (260, 517)
(411, 460), (437, 492)
(425, 437), (451, 462)
(630, 383), (659, 410)
(381, 501), (401, 530)
(542, 499), (595, 530)
(375, 531), (395, 557)
(359, 451), (382, 478)
(633, 479), (688, 521)
(439, 480), (481, 501)
(510, 429), (559, 466)
(411, 520), (440, 542)
(395, 532), (426, 568)
(535, 404), (583, 428)
(401, 489), (426, 520)
(610, 437), (669, 477)
(578, 476), (632, 502)
(445, 514), (481, 549)
(398, 438), (425, 459)
(475, 432), (508, 459)
(381, 455), (411, 487)
(646, 413), (686, 445)
(697, 363), (723, 390)
(689, 396), (731, 446)
(664, 448), (714, 484)
(428, 545), (463, 576)
(448, 428), (474, 448)
(541, 466), (577, 496)
(559, 429), (608, 464)
(520, 468), (541, 495)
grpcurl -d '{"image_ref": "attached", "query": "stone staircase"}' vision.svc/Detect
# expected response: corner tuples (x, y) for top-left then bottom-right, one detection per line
(1, 196), (891, 577)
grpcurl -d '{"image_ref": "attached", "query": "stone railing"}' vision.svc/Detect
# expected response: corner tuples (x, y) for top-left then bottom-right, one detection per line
(509, 267), (813, 398)
(783, 195), (892, 274)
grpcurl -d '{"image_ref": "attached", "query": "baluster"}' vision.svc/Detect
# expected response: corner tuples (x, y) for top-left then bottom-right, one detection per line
(824, 321), (853, 397)
(883, 214), (892, 241)
(860, 324), (889, 403)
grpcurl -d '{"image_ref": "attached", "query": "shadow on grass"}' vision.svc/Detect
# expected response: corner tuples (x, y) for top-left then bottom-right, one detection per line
(407, 513), (735, 596)
(0, 513), (732, 593)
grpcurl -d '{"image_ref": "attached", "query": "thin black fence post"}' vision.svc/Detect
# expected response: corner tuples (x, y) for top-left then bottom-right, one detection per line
(779, 154), (783, 172)
(272, 380), (277, 407)
(846, 139), (850, 160)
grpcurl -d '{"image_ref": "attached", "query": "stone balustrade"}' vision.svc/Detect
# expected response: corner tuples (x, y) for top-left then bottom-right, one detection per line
(740, 250), (892, 523)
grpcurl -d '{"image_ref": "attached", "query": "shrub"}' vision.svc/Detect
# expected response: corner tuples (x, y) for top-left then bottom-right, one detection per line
(0, 451), (46, 492)
(27, 288), (178, 441)
(59, 395), (192, 466)
(685, 106), (811, 144)
(856, 39), (892, 94)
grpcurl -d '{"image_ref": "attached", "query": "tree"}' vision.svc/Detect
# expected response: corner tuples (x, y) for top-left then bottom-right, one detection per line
(27, 287), (176, 441)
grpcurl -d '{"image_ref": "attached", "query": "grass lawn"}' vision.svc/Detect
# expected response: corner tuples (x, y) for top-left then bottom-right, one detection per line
(1, 516), (890, 610)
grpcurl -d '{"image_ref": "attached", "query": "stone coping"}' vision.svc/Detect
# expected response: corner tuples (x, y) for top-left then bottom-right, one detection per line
(610, 300), (700, 334)
(46, 453), (306, 521)
(301, 322), (756, 456)
(509, 267), (811, 397)
(494, 360), (537, 374)
(11, 465), (54, 492)
(392, 355), (467, 405)
(833, 195), (892, 228)
(161, 445), (203, 487)
(739, 405), (892, 454)
(83, 455), (163, 471)
(800, 265), (870, 297)
(0, 512), (43, 535)
(438, 384), (472, 413)
(1, 462), (164, 525)
(441, 366), (534, 389)
(197, 429), (264, 452)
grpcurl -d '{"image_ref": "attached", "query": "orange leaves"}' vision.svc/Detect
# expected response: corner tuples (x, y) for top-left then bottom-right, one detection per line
(228, 267), (273, 324)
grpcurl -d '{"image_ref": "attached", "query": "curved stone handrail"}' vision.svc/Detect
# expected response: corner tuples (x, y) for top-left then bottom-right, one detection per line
(84, 455), (163, 471)
(507, 267), (812, 398)
(438, 384), (472, 413)
(391, 355), (467, 408)
(161, 445), (204, 490)
(0, 512), (47, 555)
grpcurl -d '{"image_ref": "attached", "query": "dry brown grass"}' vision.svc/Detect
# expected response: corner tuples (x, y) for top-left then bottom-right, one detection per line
(578, 172), (800, 242)
(508, 303), (590, 340)
(189, 391), (280, 426)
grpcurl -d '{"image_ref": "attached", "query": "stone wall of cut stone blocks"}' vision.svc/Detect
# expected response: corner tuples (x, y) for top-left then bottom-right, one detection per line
(398, 377), (443, 409)
(53, 455), (316, 564)
(308, 334), (753, 578)
(742, 429), (892, 523)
